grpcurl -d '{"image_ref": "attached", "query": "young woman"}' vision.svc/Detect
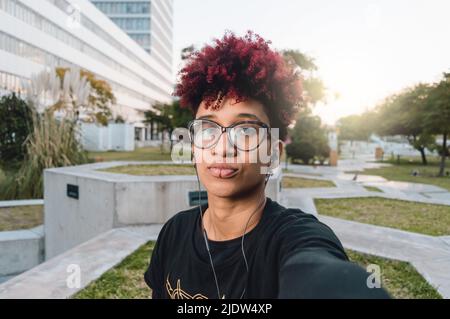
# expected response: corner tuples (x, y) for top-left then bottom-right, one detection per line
(144, 31), (389, 299)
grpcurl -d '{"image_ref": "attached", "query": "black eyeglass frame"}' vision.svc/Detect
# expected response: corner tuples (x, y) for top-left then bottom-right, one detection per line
(188, 119), (272, 151)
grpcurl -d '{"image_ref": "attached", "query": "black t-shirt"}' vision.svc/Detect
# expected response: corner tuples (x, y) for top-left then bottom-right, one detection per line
(144, 197), (390, 299)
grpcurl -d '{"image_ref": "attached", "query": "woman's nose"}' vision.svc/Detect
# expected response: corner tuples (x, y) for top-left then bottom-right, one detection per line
(212, 130), (236, 158)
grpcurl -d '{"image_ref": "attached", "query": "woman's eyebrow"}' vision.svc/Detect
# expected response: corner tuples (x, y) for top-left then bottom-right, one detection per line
(196, 115), (216, 120)
(196, 113), (262, 122)
(235, 113), (262, 121)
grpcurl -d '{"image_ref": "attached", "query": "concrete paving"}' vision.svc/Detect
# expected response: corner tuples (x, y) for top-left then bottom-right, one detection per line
(0, 199), (44, 207)
(0, 225), (162, 299)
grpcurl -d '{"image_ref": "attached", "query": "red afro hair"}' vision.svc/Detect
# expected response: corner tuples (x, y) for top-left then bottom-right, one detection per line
(173, 30), (303, 140)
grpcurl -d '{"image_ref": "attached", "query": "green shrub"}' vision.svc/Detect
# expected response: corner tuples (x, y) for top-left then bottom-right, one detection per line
(0, 93), (33, 170)
(0, 112), (88, 199)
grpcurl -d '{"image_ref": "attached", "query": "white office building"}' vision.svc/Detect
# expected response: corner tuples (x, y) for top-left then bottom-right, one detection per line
(0, 0), (174, 149)
(90, 0), (173, 63)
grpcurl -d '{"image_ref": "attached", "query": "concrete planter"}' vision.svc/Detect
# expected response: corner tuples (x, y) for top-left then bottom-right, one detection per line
(44, 161), (281, 259)
(0, 200), (44, 277)
(0, 226), (44, 277)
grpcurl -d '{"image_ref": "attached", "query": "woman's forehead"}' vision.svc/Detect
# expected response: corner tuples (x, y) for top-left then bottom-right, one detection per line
(196, 98), (269, 124)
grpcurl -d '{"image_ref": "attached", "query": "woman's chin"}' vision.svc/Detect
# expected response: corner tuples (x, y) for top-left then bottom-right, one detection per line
(205, 180), (261, 199)
(204, 181), (243, 198)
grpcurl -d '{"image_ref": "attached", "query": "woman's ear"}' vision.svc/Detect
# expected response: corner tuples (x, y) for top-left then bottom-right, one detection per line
(278, 140), (284, 160)
(269, 139), (283, 170)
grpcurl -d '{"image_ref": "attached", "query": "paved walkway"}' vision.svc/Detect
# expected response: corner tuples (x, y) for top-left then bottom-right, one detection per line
(284, 157), (450, 204)
(0, 225), (162, 298)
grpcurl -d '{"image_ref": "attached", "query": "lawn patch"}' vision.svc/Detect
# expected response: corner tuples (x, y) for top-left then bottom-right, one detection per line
(315, 197), (450, 236)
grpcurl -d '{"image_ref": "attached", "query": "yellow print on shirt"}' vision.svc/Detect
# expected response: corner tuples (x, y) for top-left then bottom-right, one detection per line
(166, 274), (209, 299)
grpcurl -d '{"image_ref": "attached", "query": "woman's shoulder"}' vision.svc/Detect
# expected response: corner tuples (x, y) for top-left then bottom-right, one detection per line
(169, 205), (201, 223)
(265, 200), (345, 256)
(266, 198), (320, 225)
(157, 205), (201, 240)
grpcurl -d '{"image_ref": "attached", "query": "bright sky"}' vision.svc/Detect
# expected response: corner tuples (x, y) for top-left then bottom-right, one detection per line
(172, 0), (450, 125)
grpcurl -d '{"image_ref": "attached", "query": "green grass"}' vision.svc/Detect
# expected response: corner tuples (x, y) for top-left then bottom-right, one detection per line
(363, 185), (383, 193)
(315, 197), (450, 236)
(346, 250), (441, 299)
(88, 146), (172, 162)
(347, 156), (450, 192)
(0, 168), (5, 184)
(0, 169), (6, 194)
(282, 169), (322, 177)
(99, 164), (195, 176)
(73, 241), (155, 299)
(282, 176), (335, 188)
(73, 241), (441, 299)
(0, 168), (14, 200)
(0, 205), (43, 231)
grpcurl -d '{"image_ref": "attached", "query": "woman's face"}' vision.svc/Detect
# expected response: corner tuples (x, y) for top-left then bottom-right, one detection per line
(192, 97), (279, 199)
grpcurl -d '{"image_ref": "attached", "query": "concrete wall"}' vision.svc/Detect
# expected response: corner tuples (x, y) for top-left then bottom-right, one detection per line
(0, 200), (44, 277)
(109, 123), (135, 151)
(44, 162), (281, 259)
(0, 226), (44, 277)
(115, 174), (280, 225)
(81, 123), (135, 152)
(44, 170), (116, 259)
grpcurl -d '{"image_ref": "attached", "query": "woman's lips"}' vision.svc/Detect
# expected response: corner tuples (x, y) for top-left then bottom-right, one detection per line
(208, 167), (239, 178)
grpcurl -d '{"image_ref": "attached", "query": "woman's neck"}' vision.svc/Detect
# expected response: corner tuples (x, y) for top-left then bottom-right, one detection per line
(203, 186), (267, 241)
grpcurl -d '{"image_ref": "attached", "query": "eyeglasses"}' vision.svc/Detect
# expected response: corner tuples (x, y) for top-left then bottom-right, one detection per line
(188, 119), (271, 151)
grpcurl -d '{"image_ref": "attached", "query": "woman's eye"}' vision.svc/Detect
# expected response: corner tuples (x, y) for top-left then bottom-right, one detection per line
(237, 127), (257, 136)
(201, 128), (216, 140)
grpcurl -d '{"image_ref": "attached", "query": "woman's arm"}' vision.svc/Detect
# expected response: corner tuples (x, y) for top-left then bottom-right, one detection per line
(144, 220), (173, 299)
(276, 212), (390, 299)
(278, 249), (390, 298)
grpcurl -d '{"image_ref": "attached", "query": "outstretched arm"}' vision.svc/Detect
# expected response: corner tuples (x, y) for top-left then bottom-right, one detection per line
(276, 212), (390, 299)
(278, 249), (390, 298)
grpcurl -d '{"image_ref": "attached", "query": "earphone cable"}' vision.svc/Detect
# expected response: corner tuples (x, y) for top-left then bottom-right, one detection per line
(195, 165), (271, 299)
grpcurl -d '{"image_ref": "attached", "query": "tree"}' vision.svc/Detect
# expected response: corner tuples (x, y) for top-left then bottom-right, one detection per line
(282, 50), (326, 106)
(337, 112), (377, 143)
(282, 49), (318, 71)
(286, 109), (330, 165)
(54, 68), (115, 125)
(303, 77), (326, 106)
(0, 93), (33, 170)
(423, 73), (450, 176)
(374, 84), (437, 165)
(181, 45), (196, 61)
(281, 50), (329, 165)
(144, 100), (193, 151)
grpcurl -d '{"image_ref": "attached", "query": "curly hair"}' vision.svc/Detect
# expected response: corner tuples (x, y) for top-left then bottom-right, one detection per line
(173, 30), (303, 140)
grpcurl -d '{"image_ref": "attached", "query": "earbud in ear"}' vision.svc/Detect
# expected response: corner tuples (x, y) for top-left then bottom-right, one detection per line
(269, 148), (280, 169)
